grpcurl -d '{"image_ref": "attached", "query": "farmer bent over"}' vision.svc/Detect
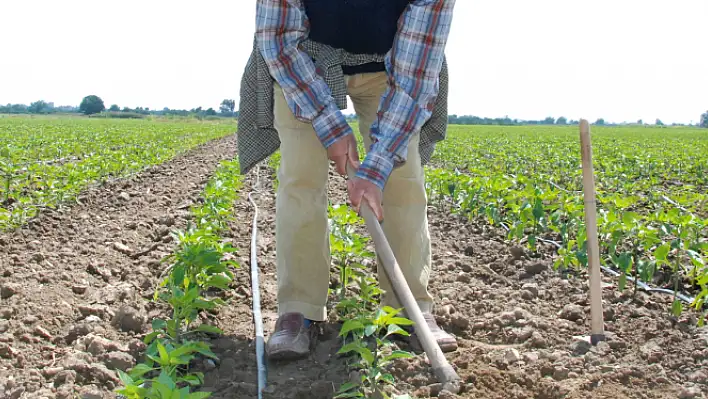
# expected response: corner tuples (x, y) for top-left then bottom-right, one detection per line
(237, 0), (457, 360)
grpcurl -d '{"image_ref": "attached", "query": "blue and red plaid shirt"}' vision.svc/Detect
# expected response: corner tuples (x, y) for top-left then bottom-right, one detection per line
(256, 0), (455, 190)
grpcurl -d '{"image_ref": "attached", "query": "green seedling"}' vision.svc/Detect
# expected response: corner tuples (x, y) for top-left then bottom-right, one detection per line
(335, 306), (414, 399)
(329, 204), (375, 302)
(116, 340), (217, 399)
(0, 145), (18, 206)
(116, 158), (243, 398)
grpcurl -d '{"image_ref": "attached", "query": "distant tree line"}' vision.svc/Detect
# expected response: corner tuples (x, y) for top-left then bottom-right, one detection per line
(447, 115), (581, 126)
(447, 115), (698, 127)
(0, 96), (239, 119)
(2, 96), (706, 128)
(0, 101), (78, 114)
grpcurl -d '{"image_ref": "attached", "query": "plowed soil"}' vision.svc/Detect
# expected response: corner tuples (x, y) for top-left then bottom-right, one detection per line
(1, 136), (706, 399)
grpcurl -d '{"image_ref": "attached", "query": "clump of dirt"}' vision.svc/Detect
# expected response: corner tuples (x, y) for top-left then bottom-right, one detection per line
(1, 149), (706, 399)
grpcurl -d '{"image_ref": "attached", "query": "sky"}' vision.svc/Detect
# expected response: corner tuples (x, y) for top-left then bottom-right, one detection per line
(1, 0), (706, 124)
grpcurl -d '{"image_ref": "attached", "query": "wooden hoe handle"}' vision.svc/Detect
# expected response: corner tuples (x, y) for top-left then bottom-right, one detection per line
(346, 166), (461, 393)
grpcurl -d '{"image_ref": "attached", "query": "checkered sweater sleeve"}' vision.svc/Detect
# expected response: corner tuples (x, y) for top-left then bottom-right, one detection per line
(356, 0), (456, 190)
(256, 0), (353, 149)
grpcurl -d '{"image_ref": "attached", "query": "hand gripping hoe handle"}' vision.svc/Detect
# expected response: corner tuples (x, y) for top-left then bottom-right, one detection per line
(346, 165), (461, 393)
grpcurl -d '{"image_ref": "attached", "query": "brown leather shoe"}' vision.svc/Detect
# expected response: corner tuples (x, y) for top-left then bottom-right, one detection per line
(423, 313), (458, 352)
(266, 312), (311, 360)
(406, 313), (458, 353)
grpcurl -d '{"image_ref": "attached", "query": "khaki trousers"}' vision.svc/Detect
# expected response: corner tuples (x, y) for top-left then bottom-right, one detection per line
(273, 71), (434, 321)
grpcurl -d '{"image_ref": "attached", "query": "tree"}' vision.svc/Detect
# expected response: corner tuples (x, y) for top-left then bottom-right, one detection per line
(556, 116), (567, 125)
(655, 119), (664, 126)
(543, 116), (555, 125)
(220, 99), (235, 115)
(205, 108), (217, 116)
(637, 119), (643, 125)
(79, 95), (105, 115)
(28, 100), (51, 114)
(700, 111), (708, 128)
(594, 118), (605, 125)
(109, 104), (120, 112)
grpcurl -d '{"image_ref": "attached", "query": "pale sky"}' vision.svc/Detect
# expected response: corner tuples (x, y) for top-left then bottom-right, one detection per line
(1, 0), (706, 124)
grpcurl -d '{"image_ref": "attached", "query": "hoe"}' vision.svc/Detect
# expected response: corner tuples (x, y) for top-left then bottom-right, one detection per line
(346, 165), (462, 394)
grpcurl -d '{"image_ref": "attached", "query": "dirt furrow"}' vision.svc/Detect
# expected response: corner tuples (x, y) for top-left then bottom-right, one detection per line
(200, 165), (707, 399)
(1, 149), (706, 399)
(0, 135), (237, 399)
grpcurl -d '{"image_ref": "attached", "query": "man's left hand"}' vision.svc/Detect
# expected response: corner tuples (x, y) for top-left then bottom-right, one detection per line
(348, 176), (384, 222)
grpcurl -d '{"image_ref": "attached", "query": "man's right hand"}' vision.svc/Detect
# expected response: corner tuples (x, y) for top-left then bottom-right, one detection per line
(327, 133), (360, 176)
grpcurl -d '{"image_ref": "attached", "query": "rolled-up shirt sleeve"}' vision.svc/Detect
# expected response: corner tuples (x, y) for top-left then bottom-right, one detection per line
(256, 0), (353, 149)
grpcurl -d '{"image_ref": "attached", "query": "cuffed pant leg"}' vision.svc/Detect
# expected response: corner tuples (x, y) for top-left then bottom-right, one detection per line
(273, 84), (331, 321)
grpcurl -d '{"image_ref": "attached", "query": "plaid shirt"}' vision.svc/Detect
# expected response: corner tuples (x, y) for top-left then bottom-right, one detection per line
(256, 0), (455, 190)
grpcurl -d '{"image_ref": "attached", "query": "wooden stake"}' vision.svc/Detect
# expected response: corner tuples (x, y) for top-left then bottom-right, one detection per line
(579, 119), (605, 344)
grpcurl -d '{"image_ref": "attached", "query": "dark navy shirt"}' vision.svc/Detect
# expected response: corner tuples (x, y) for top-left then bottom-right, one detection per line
(303, 0), (411, 74)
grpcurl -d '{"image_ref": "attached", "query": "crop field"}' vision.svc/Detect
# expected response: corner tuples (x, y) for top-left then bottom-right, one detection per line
(426, 125), (707, 317)
(0, 116), (706, 399)
(0, 117), (235, 230)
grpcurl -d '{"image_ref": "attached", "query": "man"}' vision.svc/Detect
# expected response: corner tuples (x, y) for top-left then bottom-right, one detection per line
(237, 0), (457, 360)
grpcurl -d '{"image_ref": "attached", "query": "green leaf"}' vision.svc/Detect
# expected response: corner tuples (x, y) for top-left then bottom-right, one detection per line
(654, 243), (670, 261)
(144, 331), (160, 345)
(388, 317), (414, 326)
(532, 198), (544, 220)
(339, 320), (365, 337)
(334, 390), (363, 399)
(336, 382), (359, 394)
(195, 324), (224, 335)
(171, 388), (184, 399)
(182, 374), (203, 386)
(337, 341), (374, 365)
(192, 344), (218, 359)
(528, 234), (537, 249)
(672, 300), (683, 317)
(184, 286), (201, 304)
(380, 372), (396, 385)
(618, 273), (627, 291)
(337, 341), (364, 356)
(618, 252), (632, 273)
(187, 392), (213, 399)
(152, 318), (167, 331)
(381, 350), (414, 364)
(128, 363), (154, 379)
(157, 369), (177, 390)
(171, 265), (186, 287)
(380, 306), (402, 316)
(386, 324), (409, 337)
(687, 250), (705, 267)
(117, 369), (134, 385)
(355, 346), (375, 365)
(622, 211), (638, 226)
(206, 274), (231, 289)
(193, 299), (217, 310)
(364, 324), (377, 337)
(157, 342), (170, 365)
(167, 344), (196, 364)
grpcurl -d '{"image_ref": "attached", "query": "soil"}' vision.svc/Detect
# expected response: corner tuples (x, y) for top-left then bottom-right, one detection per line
(0, 135), (706, 399)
